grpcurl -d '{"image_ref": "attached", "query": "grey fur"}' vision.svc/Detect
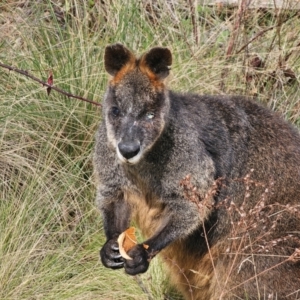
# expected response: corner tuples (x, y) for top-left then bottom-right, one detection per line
(94, 44), (300, 299)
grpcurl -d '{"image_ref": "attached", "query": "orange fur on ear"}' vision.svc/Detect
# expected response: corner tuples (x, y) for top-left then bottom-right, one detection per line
(104, 44), (172, 88)
(138, 58), (164, 89)
(138, 47), (172, 89)
(111, 55), (136, 85)
(104, 43), (136, 85)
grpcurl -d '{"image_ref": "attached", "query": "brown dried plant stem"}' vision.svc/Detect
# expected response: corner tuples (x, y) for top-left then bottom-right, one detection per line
(236, 26), (275, 55)
(220, 0), (248, 91)
(0, 62), (102, 107)
(226, 0), (249, 57)
(225, 255), (293, 296)
(188, 0), (198, 45)
(163, 255), (194, 300)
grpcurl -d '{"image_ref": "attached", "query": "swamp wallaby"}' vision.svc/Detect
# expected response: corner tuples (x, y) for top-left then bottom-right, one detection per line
(94, 44), (300, 299)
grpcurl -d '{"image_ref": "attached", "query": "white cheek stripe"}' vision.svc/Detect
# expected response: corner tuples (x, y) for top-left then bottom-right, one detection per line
(105, 115), (118, 148)
(116, 147), (128, 163)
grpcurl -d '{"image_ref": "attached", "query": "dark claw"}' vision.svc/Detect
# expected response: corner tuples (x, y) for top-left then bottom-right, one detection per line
(105, 259), (124, 269)
(110, 251), (122, 259)
(111, 243), (119, 251)
(100, 238), (124, 269)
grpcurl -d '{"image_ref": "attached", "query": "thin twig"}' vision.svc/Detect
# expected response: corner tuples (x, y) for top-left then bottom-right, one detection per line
(237, 10), (298, 58)
(163, 256), (194, 300)
(224, 256), (290, 296)
(0, 62), (102, 107)
(236, 26), (275, 54)
(220, 0), (249, 91)
(133, 275), (154, 300)
(188, 0), (198, 45)
(226, 0), (249, 58)
(284, 40), (300, 62)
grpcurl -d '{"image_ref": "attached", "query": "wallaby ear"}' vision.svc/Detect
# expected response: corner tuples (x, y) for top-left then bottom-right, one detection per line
(142, 47), (172, 80)
(104, 44), (135, 76)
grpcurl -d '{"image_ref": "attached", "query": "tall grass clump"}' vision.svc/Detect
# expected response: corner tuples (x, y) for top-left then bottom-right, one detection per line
(0, 0), (300, 299)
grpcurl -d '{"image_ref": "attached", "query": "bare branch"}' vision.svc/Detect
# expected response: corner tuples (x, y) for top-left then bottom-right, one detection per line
(236, 26), (275, 55)
(0, 63), (102, 107)
(188, 0), (198, 45)
(226, 0), (249, 58)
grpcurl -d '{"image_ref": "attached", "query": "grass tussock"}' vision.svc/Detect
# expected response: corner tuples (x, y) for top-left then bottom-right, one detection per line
(0, 0), (300, 299)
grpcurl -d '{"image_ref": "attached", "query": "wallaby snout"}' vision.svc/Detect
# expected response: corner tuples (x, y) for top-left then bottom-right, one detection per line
(116, 119), (142, 163)
(118, 141), (140, 160)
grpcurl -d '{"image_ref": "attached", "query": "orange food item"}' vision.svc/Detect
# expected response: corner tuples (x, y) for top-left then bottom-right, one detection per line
(117, 227), (149, 260)
(117, 227), (137, 260)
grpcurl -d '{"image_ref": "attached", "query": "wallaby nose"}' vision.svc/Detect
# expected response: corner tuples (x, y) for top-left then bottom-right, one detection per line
(118, 141), (140, 160)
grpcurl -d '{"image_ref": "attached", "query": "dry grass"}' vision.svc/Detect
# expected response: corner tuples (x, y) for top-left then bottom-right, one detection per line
(180, 173), (300, 299)
(0, 0), (300, 299)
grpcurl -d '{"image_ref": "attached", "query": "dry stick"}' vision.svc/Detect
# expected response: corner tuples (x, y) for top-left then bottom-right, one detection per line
(220, 0), (249, 91)
(226, 0), (249, 58)
(188, 0), (198, 45)
(262, 9), (297, 94)
(221, 3), (297, 92)
(224, 256), (291, 296)
(163, 256), (194, 300)
(0, 62), (102, 107)
(201, 223), (222, 295)
(275, 1), (284, 70)
(237, 10), (298, 58)
(235, 26), (275, 55)
(284, 40), (300, 63)
(220, 228), (246, 298)
(133, 275), (154, 300)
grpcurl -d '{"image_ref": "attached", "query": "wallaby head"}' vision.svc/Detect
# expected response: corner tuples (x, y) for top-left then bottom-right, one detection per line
(103, 43), (172, 164)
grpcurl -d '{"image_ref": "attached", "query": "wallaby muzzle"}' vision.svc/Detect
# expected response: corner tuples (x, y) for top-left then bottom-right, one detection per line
(116, 118), (143, 163)
(118, 141), (140, 160)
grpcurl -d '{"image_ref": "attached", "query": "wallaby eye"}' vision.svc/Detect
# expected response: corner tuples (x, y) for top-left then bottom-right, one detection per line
(146, 112), (155, 120)
(111, 106), (120, 117)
